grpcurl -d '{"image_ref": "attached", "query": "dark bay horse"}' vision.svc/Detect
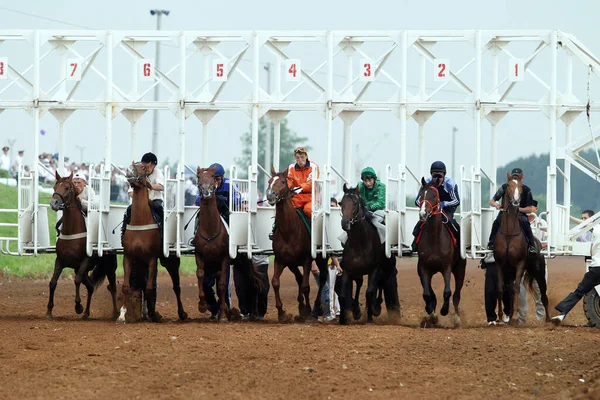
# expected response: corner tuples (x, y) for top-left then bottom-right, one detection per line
(266, 166), (329, 322)
(338, 184), (399, 324)
(118, 162), (187, 323)
(194, 166), (260, 322)
(416, 177), (466, 328)
(47, 171), (118, 319)
(493, 173), (550, 324)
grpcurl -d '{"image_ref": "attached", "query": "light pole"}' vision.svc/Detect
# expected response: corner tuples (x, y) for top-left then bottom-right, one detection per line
(150, 9), (169, 154)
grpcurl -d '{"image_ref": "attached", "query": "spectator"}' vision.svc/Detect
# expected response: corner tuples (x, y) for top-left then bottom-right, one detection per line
(1, 146), (10, 173)
(571, 210), (595, 243)
(11, 150), (24, 174)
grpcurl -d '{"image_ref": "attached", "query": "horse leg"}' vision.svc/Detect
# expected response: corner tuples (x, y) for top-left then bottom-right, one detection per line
(145, 257), (161, 322)
(451, 257), (466, 327)
(365, 268), (382, 324)
(352, 277), (363, 321)
(217, 258), (230, 322)
(195, 255), (207, 313)
(510, 262), (525, 325)
(117, 255), (133, 323)
(77, 258), (95, 320)
(45, 258), (65, 319)
(495, 263), (505, 324)
(312, 258), (329, 319)
(440, 266), (452, 317)
(73, 265), (85, 315)
(104, 255), (119, 320)
(417, 262), (434, 315)
(300, 261), (312, 318)
(338, 272), (353, 325)
(162, 255), (188, 321)
(272, 258), (290, 322)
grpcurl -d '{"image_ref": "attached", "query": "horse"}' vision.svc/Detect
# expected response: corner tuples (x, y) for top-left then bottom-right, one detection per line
(416, 177), (466, 328)
(338, 183), (399, 324)
(493, 173), (550, 324)
(266, 166), (329, 322)
(194, 166), (261, 322)
(118, 162), (187, 323)
(47, 171), (118, 320)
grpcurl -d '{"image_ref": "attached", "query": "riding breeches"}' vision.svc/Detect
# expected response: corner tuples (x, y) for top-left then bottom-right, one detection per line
(489, 213), (534, 245)
(291, 195), (312, 218)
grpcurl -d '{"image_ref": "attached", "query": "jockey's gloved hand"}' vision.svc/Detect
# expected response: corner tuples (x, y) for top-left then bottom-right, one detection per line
(291, 186), (302, 194)
(216, 194), (228, 203)
(439, 201), (445, 210)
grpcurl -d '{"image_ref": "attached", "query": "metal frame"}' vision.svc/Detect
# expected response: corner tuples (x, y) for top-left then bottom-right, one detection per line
(1, 29), (599, 257)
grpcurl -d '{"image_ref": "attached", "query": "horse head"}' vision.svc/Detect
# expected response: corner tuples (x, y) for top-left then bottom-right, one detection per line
(503, 171), (523, 210)
(51, 171), (75, 211)
(266, 166), (290, 205)
(340, 183), (364, 232)
(418, 177), (441, 221)
(126, 162), (150, 191)
(197, 166), (218, 199)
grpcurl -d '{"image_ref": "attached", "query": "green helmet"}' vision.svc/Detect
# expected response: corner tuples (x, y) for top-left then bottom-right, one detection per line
(360, 167), (377, 180)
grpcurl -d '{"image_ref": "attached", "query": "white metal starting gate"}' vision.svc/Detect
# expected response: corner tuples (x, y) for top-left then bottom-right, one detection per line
(2, 29), (600, 258)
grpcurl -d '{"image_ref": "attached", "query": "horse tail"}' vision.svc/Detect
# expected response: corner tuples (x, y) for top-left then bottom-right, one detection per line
(90, 259), (109, 288)
(523, 255), (543, 294)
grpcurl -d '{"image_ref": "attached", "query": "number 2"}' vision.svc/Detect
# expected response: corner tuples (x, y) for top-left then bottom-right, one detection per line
(70, 63), (78, 77)
(438, 63), (446, 78)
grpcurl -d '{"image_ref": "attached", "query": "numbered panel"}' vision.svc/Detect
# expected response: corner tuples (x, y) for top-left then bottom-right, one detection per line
(285, 59), (301, 82)
(508, 58), (524, 82)
(0, 57), (7, 80)
(360, 58), (374, 82)
(66, 58), (83, 81)
(138, 59), (155, 81)
(213, 59), (228, 82)
(433, 59), (449, 82)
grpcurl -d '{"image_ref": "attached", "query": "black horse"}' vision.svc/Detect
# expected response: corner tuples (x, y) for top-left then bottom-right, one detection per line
(338, 184), (399, 324)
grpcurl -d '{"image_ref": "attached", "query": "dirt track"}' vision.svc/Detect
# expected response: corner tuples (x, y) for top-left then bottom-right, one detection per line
(0, 256), (599, 399)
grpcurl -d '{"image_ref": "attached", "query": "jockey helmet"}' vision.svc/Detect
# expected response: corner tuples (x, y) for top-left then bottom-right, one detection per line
(294, 146), (308, 156)
(430, 161), (447, 174)
(141, 152), (158, 165)
(511, 167), (523, 176)
(360, 166), (377, 180)
(209, 163), (225, 177)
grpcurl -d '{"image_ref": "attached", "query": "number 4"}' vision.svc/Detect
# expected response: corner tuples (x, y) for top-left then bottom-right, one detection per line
(285, 59), (301, 82)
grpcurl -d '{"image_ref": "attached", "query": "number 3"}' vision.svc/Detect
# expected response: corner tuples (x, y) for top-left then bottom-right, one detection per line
(363, 63), (371, 77)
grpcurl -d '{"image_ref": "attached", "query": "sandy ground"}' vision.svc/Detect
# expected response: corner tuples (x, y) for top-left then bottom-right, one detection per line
(0, 256), (599, 399)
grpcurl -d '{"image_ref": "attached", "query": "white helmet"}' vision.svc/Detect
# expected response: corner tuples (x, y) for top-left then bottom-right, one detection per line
(73, 172), (87, 183)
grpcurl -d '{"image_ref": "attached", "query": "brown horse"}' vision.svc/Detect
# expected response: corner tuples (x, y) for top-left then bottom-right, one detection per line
(493, 173), (550, 324)
(118, 162), (187, 323)
(266, 166), (329, 322)
(47, 171), (118, 320)
(416, 177), (466, 328)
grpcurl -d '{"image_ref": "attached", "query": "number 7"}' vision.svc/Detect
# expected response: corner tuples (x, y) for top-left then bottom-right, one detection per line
(70, 63), (78, 77)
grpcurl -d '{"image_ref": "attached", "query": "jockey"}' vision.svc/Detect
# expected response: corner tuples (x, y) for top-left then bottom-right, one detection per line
(412, 161), (460, 252)
(287, 146), (320, 217)
(55, 171), (97, 234)
(122, 152), (165, 238)
(487, 167), (537, 255)
(358, 166), (386, 243)
(194, 162), (241, 225)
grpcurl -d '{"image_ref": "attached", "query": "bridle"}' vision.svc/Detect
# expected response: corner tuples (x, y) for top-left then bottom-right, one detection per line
(267, 176), (291, 204)
(198, 172), (218, 198)
(420, 185), (442, 220)
(127, 163), (149, 189)
(52, 182), (76, 210)
(341, 192), (365, 229)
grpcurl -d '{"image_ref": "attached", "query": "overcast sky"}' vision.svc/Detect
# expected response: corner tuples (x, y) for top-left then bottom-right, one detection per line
(1, 0), (599, 186)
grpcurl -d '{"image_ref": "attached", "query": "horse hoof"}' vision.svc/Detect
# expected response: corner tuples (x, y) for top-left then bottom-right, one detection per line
(82, 314), (89, 320)
(198, 301), (207, 313)
(149, 313), (162, 323)
(44, 313), (53, 320)
(441, 305), (450, 317)
(453, 315), (462, 328)
(178, 312), (188, 321)
(430, 314), (439, 325)
(352, 309), (362, 320)
(75, 303), (84, 314)
(278, 312), (292, 323)
(420, 317), (431, 328)
(116, 317), (126, 324)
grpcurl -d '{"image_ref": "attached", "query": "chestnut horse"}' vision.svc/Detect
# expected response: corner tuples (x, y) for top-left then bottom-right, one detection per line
(493, 173), (550, 324)
(416, 177), (466, 328)
(47, 171), (118, 319)
(194, 166), (261, 321)
(338, 183), (399, 324)
(117, 162), (187, 323)
(266, 166), (329, 322)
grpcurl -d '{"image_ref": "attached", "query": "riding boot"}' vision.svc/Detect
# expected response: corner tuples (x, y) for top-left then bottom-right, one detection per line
(55, 217), (63, 236)
(522, 218), (537, 255)
(121, 205), (132, 245)
(269, 221), (277, 241)
(487, 217), (500, 249)
(411, 221), (422, 252)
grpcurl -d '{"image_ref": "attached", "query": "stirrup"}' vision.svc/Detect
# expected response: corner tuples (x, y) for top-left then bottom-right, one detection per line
(528, 245), (536, 254)
(269, 232), (274, 241)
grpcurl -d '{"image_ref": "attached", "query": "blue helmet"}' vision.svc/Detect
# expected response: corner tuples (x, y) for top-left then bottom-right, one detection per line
(209, 163), (225, 177)
(430, 161), (446, 174)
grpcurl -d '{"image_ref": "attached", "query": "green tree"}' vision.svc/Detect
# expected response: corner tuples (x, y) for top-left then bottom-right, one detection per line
(234, 117), (309, 190)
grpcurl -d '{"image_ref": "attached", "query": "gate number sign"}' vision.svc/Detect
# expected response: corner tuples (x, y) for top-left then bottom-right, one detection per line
(360, 58), (374, 82)
(509, 58), (524, 82)
(66, 58), (83, 81)
(285, 59), (301, 82)
(138, 59), (155, 81)
(0, 57), (7, 80)
(433, 59), (449, 82)
(213, 59), (228, 82)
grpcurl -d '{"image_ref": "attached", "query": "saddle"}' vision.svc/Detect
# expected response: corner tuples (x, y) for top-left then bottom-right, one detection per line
(295, 208), (311, 235)
(415, 216), (458, 248)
